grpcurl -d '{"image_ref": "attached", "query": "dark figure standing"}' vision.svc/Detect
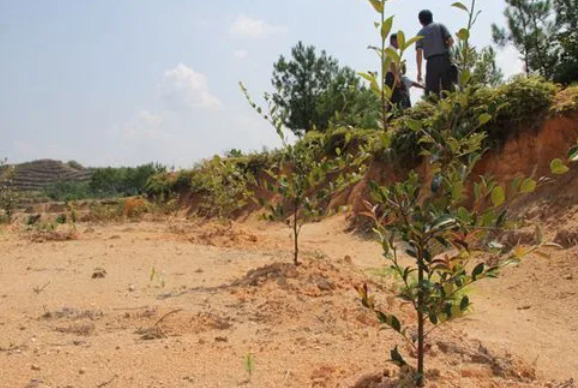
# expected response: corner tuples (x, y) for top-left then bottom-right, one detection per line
(385, 34), (410, 110)
(416, 10), (455, 97)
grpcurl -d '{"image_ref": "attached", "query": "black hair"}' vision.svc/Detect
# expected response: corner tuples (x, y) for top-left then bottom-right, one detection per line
(419, 10), (433, 26)
(390, 33), (398, 44)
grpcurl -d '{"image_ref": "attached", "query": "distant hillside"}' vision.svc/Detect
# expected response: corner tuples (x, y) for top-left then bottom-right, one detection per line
(0, 159), (92, 207)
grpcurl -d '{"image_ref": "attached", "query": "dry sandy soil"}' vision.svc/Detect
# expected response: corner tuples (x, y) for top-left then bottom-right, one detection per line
(0, 215), (577, 388)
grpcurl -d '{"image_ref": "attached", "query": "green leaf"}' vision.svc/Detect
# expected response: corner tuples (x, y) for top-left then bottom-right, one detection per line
(366, 0), (384, 14)
(358, 72), (376, 83)
(452, 181), (464, 201)
(431, 215), (457, 232)
(396, 31), (406, 51)
(491, 186), (505, 207)
(550, 158), (570, 175)
(380, 16), (394, 41)
(384, 47), (400, 63)
(472, 263), (485, 280)
(376, 311), (402, 333)
(456, 28), (470, 41)
(459, 69), (471, 85)
(452, 2), (469, 12)
(404, 35), (424, 50)
(390, 346), (408, 367)
(406, 118), (422, 132)
(567, 145), (578, 162)
(478, 113), (492, 126)
(457, 207), (471, 223)
(520, 178), (537, 194)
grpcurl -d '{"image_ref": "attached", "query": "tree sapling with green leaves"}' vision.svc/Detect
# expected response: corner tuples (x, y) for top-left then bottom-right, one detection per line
(240, 84), (367, 265)
(0, 159), (19, 223)
(355, 1), (576, 386)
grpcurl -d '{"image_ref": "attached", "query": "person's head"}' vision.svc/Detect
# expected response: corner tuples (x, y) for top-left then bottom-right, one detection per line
(419, 10), (433, 26)
(390, 33), (398, 49)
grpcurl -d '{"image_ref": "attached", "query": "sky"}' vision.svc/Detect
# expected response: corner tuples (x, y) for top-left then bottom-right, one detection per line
(0, 0), (523, 168)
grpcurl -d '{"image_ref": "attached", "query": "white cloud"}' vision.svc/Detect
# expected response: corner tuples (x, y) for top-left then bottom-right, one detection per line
(114, 110), (172, 142)
(233, 49), (249, 60)
(160, 63), (222, 111)
(230, 14), (287, 38)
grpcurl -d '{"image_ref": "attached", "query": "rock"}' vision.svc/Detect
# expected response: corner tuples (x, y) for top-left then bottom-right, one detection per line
(214, 336), (228, 343)
(564, 274), (574, 281)
(31, 364), (41, 371)
(316, 278), (334, 291)
(79, 367), (86, 375)
(128, 284), (136, 292)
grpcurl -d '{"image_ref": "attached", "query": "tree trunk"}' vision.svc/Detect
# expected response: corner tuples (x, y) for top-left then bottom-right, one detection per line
(293, 199), (300, 266)
(416, 249), (425, 387)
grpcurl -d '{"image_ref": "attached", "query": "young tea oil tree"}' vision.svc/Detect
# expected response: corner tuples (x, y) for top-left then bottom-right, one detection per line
(359, 0), (423, 128)
(240, 84), (367, 265)
(0, 159), (19, 223)
(355, 1), (570, 386)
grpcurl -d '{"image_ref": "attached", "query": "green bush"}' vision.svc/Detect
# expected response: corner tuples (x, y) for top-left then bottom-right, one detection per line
(44, 181), (92, 202)
(89, 163), (166, 197)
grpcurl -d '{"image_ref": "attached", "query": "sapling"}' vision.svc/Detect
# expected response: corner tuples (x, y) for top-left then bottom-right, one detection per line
(0, 159), (19, 223)
(240, 84), (367, 265)
(359, 0), (423, 128)
(356, 1), (576, 386)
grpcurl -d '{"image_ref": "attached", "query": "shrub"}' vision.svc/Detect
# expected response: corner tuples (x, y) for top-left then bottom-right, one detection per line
(44, 181), (92, 202)
(354, 1), (572, 386)
(0, 159), (18, 223)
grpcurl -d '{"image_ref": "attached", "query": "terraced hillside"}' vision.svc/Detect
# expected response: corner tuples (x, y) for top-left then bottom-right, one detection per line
(1, 159), (91, 207)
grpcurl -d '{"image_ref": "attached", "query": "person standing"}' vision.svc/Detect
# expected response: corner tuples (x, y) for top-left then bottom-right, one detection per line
(385, 34), (408, 110)
(415, 10), (455, 97)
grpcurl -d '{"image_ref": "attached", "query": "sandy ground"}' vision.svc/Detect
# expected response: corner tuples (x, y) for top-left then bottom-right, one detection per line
(0, 216), (576, 388)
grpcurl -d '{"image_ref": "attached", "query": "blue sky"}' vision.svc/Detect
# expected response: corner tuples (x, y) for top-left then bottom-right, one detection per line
(0, 0), (521, 167)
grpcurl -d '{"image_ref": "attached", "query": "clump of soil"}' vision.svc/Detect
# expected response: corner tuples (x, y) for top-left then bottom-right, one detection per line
(188, 223), (259, 248)
(554, 228), (578, 248)
(26, 228), (78, 243)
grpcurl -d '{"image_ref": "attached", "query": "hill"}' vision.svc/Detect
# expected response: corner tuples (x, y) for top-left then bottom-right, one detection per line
(0, 159), (91, 207)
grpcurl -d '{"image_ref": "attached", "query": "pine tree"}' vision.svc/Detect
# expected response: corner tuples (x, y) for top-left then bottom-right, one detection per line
(492, 0), (558, 78)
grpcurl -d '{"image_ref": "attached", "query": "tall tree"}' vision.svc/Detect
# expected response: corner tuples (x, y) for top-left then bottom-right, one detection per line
(271, 42), (379, 135)
(471, 47), (504, 87)
(552, 0), (578, 83)
(453, 45), (504, 87)
(492, 0), (558, 78)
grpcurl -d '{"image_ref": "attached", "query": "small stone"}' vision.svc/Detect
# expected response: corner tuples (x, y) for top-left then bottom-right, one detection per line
(128, 285), (136, 292)
(344, 255), (352, 264)
(564, 274), (573, 281)
(79, 367), (86, 375)
(31, 364), (41, 371)
(317, 279), (333, 291)
(214, 336), (228, 343)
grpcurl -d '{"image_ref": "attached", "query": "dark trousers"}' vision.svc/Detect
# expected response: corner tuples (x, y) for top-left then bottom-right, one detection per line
(426, 54), (453, 97)
(385, 72), (411, 110)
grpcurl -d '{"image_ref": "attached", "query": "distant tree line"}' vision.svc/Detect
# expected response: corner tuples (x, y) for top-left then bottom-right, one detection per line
(44, 163), (165, 201)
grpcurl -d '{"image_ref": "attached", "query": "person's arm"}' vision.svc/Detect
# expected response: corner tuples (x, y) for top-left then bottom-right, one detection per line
(411, 80), (425, 90)
(441, 24), (454, 48)
(417, 48), (424, 83)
